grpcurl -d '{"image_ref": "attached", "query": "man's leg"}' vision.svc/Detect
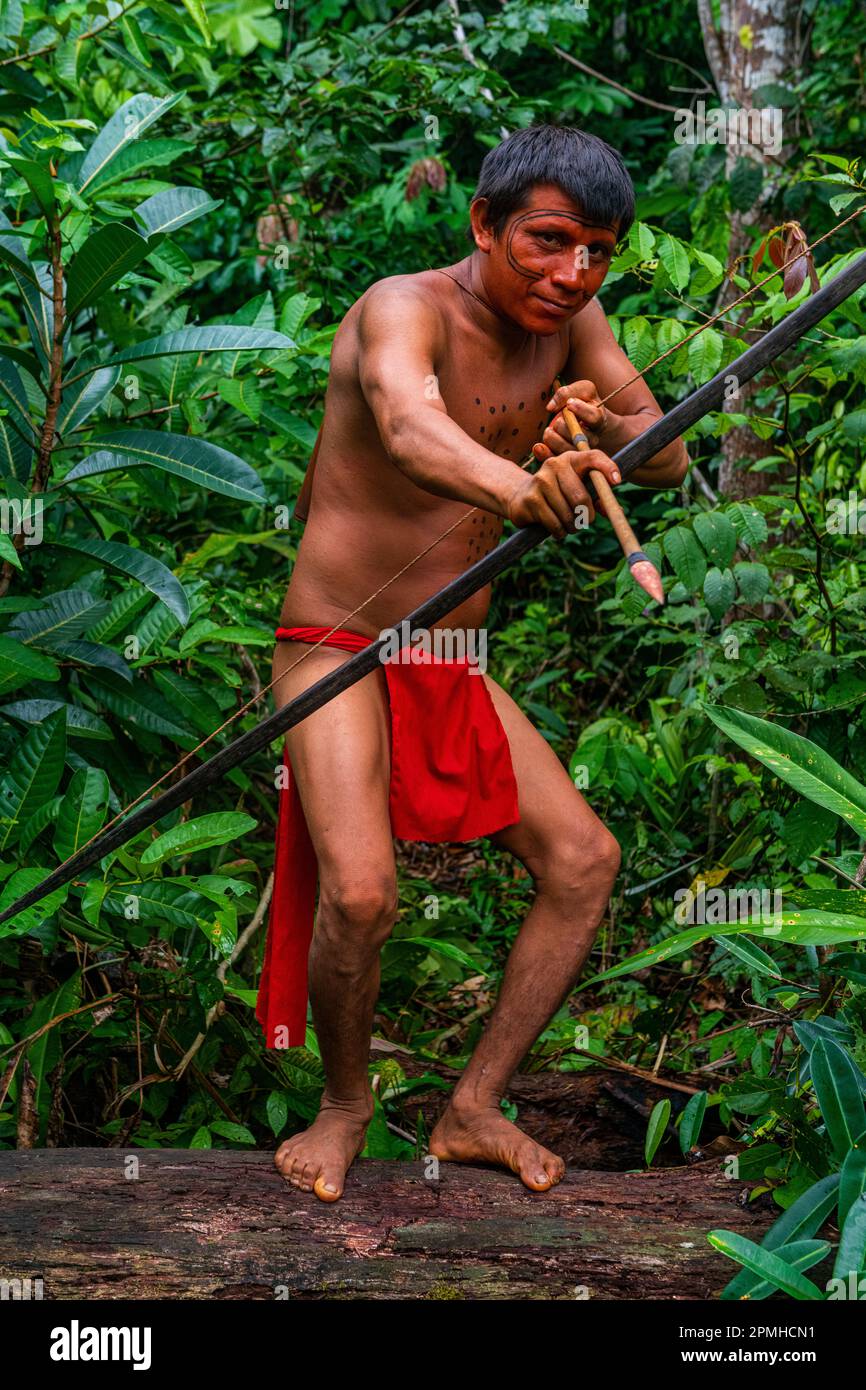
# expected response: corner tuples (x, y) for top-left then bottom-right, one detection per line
(270, 642), (397, 1200)
(430, 675), (620, 1190)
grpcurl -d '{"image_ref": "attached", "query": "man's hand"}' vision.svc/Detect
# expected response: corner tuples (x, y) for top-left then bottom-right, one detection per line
(506, 448), (621, 540)
(541, 379), (609, 454)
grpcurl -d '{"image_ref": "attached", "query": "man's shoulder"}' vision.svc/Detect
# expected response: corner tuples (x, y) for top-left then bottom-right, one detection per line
(358, 269), (445, 311)
(353, 271), (447, 338)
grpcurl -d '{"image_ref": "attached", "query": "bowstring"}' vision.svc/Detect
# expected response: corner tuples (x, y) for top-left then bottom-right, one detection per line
(62, 206), (866, 871)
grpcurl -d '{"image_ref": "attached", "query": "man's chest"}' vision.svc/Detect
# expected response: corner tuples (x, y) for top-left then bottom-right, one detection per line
(437, 346), (568, 462)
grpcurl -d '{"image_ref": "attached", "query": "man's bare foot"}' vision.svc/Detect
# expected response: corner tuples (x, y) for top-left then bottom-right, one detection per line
(429, 1101), (565, 1192)
(274, 1094), (373, 1202)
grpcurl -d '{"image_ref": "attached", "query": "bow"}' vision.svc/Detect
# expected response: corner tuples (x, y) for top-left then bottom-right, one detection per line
(2, 247), (866, 930)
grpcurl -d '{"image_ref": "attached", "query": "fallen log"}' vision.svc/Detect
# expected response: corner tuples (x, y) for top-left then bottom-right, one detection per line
(0, 1149), (773, 1300)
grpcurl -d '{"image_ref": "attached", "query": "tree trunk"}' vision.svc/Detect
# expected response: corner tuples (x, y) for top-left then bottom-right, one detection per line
(0, 1148), (775, 1300)
(697, 0), (801, 499)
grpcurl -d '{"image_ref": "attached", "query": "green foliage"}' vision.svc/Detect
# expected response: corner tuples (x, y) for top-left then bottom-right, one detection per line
(1, 9), (866, 1310)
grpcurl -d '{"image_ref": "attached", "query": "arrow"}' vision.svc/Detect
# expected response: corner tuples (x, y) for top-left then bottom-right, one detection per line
(3, 248), (866, 930)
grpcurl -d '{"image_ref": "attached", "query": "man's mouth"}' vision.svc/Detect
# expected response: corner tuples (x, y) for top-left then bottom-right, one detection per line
(532, 292), (581, 315)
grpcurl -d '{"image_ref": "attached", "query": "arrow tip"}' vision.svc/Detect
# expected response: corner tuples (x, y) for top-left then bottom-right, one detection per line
(629, 558), (665, 605)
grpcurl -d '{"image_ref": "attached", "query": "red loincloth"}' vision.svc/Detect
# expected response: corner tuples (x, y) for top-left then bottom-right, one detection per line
(256, 625), (520, 1048)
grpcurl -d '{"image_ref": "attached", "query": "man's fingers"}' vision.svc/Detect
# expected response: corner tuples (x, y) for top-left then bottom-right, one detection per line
(546, 456), (594, 517)
(541, 415), (573, 455)
(546, 379), (596, 413)
(566, 398), (606, 436)
(575, 448), (621, 488)
(537, 460), (596, 531)
(535, 472), (577, 534)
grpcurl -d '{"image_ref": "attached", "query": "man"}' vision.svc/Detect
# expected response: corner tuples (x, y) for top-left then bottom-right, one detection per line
(259, 125), (688, 1201)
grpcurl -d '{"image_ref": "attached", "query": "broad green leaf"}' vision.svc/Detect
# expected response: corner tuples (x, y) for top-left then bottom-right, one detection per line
(839, 1147), (866, 1229)
(0, 212), (52, 365)
(134, 186), (221, 236)
(180, 0), (213, 44)
(279, 293), (321, 339)
(810, 1039), (866, 1160)
(259, 400), (319, 448)
(678, 1090), (707, 1154)
(85, 138), (194, 194)
(703, 565), (736, 618)
(694, 510), (737, 566)
(0, 210), (39, 285)
(397, 936), (480, 968)
(177, 619), (271, 652)
(2, 155), (55, 216)
(0, 354), (37, 440)
(140, 812), (258, 867)
(714, 934), (783, 978)
(0, 708), (66, 850)
(190, 1126), (212, 1148)
(267, 1090), (289, 1136)
(734, 561), (770, 603)
(584, 912), (866, 986)
(833, 1193), (866, 1280)
(208, 1119), (255, 1144)
(707, 1230), (824, 1299)
(77, 93), (184, 194)
(218, 376), (261, 423)
(663, 525), (706, 589)
(688, 327), (724, 381)
(727, 500), (768, 547)
(657, 232), (690, 290)
(703, 704), (866, 836)
(0, 636), (59, 696)
(623, 315), (655, 372)
(0, 417), (33, 481)
(94, 325), (295, 371)
(789, 888), (866, 918)
(57, 367), (120, 434)
(690, 248), (724, 295)
(720, 1173), (839, 1300)
(655, 319), (686, 353)
(19, 795), (63, 855)
(0, 698), (112, 740)
(210, 1), (281, 56)
(0, 861), (68, 939)
(645, 1098), (671, 1165)
(51, 535), (190, 625)
(68, 429), (264, 505)
(20, 974), (80, 1128)
(84, 671), (194, 739)
(628, 221), (655, 259)
(826, 951), (866, 986)
(9, 588), (107, 648)
(66, 224), (152, 317)
(53, 766), (110, 861)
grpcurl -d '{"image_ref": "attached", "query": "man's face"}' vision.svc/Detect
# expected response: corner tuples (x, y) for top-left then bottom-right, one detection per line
(472, 183), (618, 335)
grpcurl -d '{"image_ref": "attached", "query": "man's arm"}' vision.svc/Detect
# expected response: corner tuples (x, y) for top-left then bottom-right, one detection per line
(357, 281), (621, 540)
(543, 299), (689, 488)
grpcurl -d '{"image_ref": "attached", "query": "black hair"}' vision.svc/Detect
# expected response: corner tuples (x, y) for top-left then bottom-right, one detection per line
(470, 124), (635, 241)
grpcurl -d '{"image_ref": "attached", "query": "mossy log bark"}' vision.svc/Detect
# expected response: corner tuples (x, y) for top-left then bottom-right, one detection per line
(0, 1149), (772, 1300)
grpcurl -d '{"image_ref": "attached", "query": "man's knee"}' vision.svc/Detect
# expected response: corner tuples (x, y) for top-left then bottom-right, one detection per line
(538, 821), (621, 896)
(318, 872), (398, 955)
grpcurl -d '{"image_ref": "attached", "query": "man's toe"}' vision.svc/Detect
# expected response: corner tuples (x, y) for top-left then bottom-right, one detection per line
(314, 1169), (344, 1202)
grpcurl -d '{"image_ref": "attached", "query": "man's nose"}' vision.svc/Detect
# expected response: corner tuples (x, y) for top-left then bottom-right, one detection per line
(551, 251), (587, 291)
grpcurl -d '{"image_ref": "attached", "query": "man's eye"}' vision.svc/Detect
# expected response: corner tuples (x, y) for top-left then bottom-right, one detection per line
(535, 232), (561, 247)
(588, 244), (612, 259)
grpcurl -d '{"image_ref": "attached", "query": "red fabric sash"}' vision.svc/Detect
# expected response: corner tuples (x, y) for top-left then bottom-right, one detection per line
(256, 625), (519, 1048)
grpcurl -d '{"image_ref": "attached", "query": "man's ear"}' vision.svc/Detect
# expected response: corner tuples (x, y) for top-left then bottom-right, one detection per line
(469, 197), (495, 254)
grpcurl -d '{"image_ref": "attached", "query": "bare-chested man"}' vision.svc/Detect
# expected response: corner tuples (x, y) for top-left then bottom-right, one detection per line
(265, 125), (688, 1201)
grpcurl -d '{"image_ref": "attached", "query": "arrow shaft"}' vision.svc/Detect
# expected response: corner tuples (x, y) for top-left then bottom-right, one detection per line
(4, 249), (866, 927)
